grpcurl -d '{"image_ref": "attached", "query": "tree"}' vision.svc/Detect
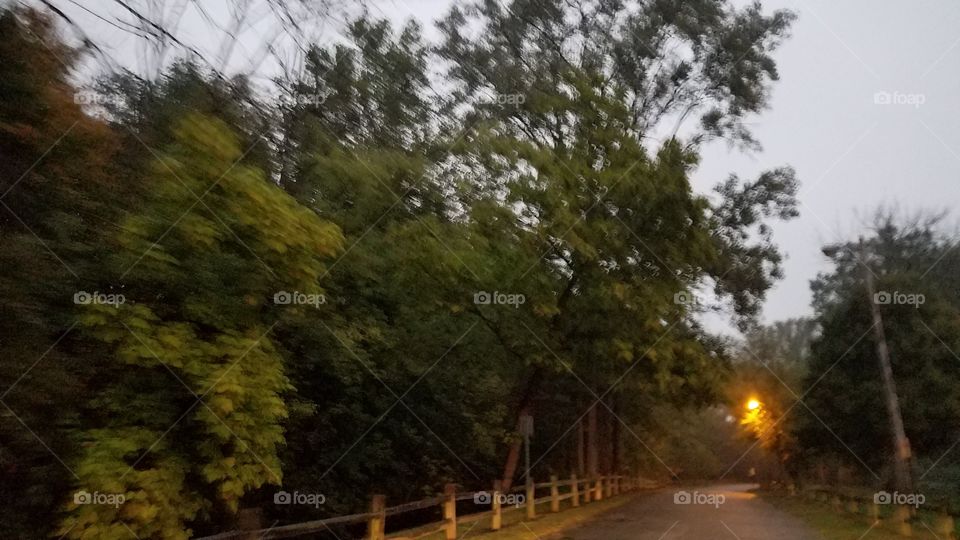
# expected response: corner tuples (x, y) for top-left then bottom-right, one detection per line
(730, 318), (816, 484)
(798, 212), (960, 492)
(59, 114), (342, 539)
(436, 0), (799, 488)
(0, 3), (804, 534)
(0, 8), (126, 536)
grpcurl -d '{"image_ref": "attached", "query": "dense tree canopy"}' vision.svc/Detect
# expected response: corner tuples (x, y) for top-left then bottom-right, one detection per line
(797, 214), (960, 495)
(0, 2), (799, 537)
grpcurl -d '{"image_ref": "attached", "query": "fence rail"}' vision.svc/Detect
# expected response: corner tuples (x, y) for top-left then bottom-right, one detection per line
(198, 473), (659, 540)
(796, 485), (957, 538)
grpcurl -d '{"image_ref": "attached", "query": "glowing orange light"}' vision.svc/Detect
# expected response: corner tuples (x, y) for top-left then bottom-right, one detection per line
(747, 399), (761, 411)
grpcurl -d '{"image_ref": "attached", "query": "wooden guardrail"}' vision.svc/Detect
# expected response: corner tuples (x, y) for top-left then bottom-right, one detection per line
(798, 485), (957, 539)
(198, 473), (657, 540)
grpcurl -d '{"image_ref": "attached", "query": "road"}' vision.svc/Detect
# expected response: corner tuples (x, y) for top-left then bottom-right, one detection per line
(554, 484), (820, 540)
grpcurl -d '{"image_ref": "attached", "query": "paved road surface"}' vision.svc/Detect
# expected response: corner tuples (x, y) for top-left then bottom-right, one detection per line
(554, 484), (820, 540)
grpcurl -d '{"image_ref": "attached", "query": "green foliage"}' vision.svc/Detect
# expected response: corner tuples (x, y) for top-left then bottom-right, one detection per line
(729, 318), (816, 482)
(0, 3), (799, 535)
(65, 428), (203, 540)
(798, 212), (960, 487)
(0, 7), (130, 536)
(60, 115), (342, 538)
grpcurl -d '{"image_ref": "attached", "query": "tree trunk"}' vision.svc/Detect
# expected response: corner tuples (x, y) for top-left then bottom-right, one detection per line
(500, 368), (541, 491)
(586, 404), (598, 476)
(577, 417), (585, 475)
(611, 402), (621, 473)
(598, 405), (610, 474)
(500, 404), (530, 492)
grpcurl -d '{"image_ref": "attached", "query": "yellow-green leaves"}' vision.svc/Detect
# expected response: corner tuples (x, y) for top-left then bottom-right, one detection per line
(64, 114), (341, 538)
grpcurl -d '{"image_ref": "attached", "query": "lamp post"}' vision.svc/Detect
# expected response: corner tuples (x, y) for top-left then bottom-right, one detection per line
(822, 238), (913, 494)
(742, 398), (771, 486)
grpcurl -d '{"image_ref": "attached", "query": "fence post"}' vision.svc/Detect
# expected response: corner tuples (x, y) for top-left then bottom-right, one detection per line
(571, 473), (580, 507)
(933, 509), (956, 539)
(595, 476), (603, 501)
(367, 494), (386, 540)
(830, 494), (842, 513)
(491, 480), (502, 531)
(443, 484), (457, 540)
(237, 508), (262, 540)
(550, 475), (560, 512)
(584, 476), (592, 504)
(845, 498), (859, 515)
(526, 479), (536, 520)
(605, 475), (613, 498)
(867, 499), (880, 525)
(891, 505), (911, 537)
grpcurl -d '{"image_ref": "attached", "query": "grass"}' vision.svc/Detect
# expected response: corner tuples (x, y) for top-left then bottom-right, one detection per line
(387, 493), (639, 540)
(759, 491), (951, 540)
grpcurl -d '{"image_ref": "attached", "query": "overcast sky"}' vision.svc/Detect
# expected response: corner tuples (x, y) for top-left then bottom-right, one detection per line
(55, 0), (960, 334)
(694, 0), (960, 328)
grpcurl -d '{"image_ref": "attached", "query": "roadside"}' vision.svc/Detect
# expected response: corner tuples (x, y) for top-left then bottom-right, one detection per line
(387, 493), (638, 540)
(760, 492), (945, 540)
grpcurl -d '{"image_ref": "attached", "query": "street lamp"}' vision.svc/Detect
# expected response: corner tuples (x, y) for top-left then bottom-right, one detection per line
(822, 238), (913, 494)
(741, 397), (769, 486)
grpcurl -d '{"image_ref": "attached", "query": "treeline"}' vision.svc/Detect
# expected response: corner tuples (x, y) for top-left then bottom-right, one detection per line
(733, 211), (960, 505)
(0, 2), (798, 538)
(799, 213), (960, 498)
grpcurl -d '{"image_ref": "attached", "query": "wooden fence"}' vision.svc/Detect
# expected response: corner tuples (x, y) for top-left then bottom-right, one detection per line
(199, 473), (657, 540)
(799, 485), (956, 538)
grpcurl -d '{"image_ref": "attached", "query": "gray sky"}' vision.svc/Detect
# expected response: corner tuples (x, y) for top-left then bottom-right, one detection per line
(56, 0), (960, 333)
(693, 0), (960, 327)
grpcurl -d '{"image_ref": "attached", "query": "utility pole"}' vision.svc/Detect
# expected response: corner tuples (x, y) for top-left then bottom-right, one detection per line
(822, 238), (913, 494)
(859, 238), (913, 494)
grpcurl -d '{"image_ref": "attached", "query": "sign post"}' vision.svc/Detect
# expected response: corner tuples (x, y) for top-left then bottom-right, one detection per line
(520, 414), (533, 488)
